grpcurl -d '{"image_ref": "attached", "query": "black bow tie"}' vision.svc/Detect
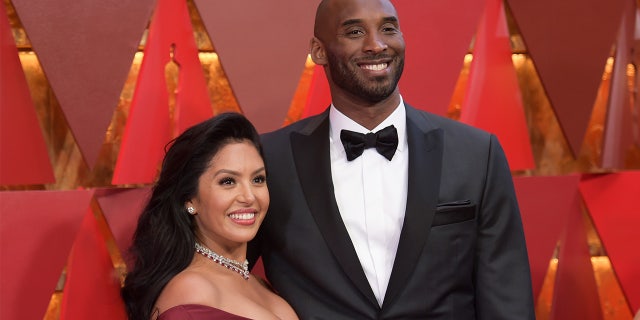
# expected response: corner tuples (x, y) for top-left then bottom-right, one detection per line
(340, 125), (398, 161)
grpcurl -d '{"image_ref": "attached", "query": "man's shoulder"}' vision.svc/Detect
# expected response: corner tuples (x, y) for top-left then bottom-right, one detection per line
(261, 113), (326, 140)
(407, 105), (490, 139)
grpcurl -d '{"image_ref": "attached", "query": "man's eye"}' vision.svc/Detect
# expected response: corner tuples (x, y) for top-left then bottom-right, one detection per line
(382, 25), (399, 33)
(219, 177), (235, 185)
(346, 29), (364, 37)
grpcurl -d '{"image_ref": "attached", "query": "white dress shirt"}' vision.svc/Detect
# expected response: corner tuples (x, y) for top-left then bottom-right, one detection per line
(329, 98), (409, 306)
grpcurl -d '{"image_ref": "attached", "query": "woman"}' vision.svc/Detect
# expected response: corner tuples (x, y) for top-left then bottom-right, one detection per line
(121, 112), (298, 320)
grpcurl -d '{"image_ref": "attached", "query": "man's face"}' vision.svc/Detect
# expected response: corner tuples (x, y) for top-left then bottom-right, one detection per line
(317, 0), (405, 104)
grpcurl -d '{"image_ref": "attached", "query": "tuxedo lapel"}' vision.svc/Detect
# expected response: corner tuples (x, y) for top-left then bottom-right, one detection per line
(383, 106), (444, 308)
(290, 111), (379, 307)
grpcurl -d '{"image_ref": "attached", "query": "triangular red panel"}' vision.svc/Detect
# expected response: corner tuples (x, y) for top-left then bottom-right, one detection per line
(394, 0), (485, 116)
(506, 0), (626, 157)
(59, 211), (126, 320)
(551, 194), (603, 320)
(194, 0), (316, 133)
(95, 187), (151, 266)
(459, 0), (534, 170)
(113, 0), (212, 185)
(11, 0), (156, 168)
(0, 190), (94, 320)
(301, 65), (331, 119)
(602, 2), (636, 169)
(513, 175), (579, 301)
(0, 3), (54, 185)
(580, 171), (640, 312)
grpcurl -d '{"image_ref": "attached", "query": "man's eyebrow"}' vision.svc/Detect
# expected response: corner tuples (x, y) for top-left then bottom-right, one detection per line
(341, 18), (363, 27)
(341, 16), (399, 28)
(382, 16), (399, 24)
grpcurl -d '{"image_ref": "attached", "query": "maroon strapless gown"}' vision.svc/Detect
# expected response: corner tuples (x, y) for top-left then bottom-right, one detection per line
(158, 304), (253, 320)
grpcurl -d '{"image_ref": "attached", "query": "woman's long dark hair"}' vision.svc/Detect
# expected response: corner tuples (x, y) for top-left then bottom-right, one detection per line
(121, 112), (262, 320)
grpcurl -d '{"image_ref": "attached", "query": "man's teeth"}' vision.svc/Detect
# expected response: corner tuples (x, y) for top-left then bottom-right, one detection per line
(361, 63), (387, 71)
(229, 213), (255, 220)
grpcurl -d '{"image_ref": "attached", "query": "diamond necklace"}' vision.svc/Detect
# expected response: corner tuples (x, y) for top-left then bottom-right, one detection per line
(194, 242), (250, 280)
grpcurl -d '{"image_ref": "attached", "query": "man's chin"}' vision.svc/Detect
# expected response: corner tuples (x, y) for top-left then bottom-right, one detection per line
(357, 88), (396, 103)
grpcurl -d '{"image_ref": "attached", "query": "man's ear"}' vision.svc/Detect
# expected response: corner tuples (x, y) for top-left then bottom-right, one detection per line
(310, 37), (327, 65)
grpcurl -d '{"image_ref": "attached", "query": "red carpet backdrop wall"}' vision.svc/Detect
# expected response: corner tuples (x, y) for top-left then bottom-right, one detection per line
(1, 0), (639, 319)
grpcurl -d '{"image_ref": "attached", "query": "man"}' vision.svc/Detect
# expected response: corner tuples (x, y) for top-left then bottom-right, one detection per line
(250, 0), (535, 318)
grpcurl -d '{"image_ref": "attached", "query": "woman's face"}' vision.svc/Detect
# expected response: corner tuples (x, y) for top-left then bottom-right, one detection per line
(187, 140), (268, 251)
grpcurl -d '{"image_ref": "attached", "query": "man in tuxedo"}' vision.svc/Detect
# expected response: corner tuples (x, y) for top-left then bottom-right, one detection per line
(250, 0), (535, 318)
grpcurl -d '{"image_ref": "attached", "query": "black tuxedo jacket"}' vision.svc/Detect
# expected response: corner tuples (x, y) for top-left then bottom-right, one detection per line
(250, 105), (535, 319)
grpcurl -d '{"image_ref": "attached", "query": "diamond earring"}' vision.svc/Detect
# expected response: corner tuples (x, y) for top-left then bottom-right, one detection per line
(187, 206), (196, 214)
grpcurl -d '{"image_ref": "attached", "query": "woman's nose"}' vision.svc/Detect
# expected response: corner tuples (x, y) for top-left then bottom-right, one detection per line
(237, 185), (256, 203)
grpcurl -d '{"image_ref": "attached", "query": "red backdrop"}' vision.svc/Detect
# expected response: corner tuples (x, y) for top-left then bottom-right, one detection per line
(1, 0), (638, 319)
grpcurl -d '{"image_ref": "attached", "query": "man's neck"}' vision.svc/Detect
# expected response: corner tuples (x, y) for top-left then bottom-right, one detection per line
(332, 93), (401, 130)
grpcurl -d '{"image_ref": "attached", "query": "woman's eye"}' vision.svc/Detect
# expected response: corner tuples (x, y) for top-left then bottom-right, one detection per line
(219, 177), (235, 185)
(253, 175), (266, 184)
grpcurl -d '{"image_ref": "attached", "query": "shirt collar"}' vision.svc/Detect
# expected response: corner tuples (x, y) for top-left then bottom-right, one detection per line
(329, 96), (407, 152)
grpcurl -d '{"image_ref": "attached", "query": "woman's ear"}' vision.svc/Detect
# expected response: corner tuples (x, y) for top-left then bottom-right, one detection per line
(310, 37), (327, 65)
(185, 201), (197, 215)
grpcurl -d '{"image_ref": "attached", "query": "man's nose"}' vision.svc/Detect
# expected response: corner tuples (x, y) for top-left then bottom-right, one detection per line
(363, 33), (388, 53)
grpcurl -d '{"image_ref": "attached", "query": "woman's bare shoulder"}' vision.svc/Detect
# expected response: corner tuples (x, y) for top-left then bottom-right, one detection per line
(154, 269), (221, 314)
